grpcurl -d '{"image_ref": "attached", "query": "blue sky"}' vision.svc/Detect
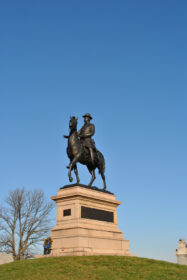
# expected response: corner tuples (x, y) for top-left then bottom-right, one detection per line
(0, 1), (187, 262)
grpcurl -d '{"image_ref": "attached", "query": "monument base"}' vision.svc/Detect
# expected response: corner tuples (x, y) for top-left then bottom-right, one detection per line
(50, 184), (130, 256)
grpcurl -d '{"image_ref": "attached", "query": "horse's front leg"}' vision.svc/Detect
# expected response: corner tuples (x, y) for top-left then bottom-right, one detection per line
(66, 160), (71, 169)
(68, 164), (73, 182)
(68, 154), (80, 183)
(74, 164), (80, 184)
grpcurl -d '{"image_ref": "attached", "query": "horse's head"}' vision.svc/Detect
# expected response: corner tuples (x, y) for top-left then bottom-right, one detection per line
(69, 116), (78, 131)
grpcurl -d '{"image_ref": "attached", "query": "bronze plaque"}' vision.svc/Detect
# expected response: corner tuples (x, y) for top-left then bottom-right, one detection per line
(81, 206), (114, 223)
(63, 209), (71, 216)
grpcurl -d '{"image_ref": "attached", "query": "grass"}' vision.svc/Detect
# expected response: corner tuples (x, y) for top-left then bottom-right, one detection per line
(0, 256), (187, 280)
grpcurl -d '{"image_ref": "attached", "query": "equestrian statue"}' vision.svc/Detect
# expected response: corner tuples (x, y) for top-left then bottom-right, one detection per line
(64, 113), (106, 190)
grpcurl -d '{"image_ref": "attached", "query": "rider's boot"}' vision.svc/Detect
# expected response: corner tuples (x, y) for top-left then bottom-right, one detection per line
(89, 148), (95, 165)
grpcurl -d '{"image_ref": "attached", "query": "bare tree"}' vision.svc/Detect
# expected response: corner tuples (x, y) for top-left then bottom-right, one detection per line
(0, 188), (54, 260)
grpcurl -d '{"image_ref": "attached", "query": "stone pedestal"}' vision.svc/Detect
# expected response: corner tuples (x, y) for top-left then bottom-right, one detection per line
(0, 254), (13, 265)
(50, 184), (130, 256)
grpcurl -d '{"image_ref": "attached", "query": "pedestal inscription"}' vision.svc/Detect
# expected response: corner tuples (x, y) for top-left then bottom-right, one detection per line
(50, 184), (130, 256)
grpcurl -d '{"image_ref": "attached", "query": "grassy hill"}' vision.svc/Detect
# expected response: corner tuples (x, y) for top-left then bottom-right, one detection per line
(0, 256), (186, 280)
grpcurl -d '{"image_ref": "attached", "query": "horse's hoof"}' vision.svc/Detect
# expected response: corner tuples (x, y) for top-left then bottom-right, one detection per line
(69, 177), (73, 182)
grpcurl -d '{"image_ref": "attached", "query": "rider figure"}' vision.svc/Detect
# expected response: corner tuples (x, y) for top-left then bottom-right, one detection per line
(78, 113), (96, 164)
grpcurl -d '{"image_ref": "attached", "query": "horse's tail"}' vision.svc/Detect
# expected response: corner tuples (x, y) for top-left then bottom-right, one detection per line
(97, 151), (105, 175)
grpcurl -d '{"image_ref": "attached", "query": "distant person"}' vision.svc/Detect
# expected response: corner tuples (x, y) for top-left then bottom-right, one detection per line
(47, 242), (51, 254)
(44, 244), (47, 255)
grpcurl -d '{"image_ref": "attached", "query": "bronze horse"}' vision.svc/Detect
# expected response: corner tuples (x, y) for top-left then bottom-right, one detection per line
(64, 116), (106, 189)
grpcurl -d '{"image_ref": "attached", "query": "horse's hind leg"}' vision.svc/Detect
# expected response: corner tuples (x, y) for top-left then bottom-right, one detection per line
(74, 164), (80, 184)
(101, 171), (106, 190)
(88, 169), (96, 187)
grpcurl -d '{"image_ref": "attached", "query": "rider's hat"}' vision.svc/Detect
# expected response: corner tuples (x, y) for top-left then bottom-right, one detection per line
(82, 113), (92, 120)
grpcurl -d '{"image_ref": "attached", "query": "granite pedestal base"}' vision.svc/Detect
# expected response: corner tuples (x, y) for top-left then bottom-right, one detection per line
(50, 184), (130, 256)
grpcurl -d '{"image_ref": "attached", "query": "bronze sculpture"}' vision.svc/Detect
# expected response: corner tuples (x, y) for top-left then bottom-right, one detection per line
(64, 114), (106, 189)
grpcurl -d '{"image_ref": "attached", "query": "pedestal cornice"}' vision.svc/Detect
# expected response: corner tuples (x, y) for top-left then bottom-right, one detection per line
(51, 184), (122, 206)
